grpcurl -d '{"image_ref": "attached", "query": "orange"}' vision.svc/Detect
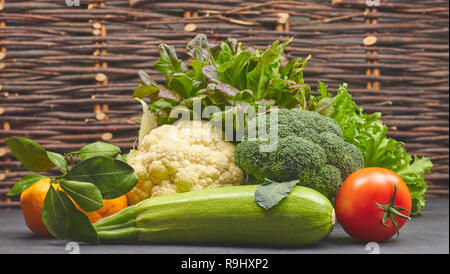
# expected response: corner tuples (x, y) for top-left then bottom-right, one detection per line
(74, 195), (128, 223)
(19, 177), (128, 235)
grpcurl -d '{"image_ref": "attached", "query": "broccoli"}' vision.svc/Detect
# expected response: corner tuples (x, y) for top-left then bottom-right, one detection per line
(235, 109), (364, 201)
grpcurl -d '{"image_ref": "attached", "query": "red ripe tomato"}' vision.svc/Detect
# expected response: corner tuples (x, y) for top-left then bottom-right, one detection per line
(335, 167), (412, 242)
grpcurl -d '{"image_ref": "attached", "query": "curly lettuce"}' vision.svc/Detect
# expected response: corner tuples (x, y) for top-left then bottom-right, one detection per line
(312, 82), (433, 214)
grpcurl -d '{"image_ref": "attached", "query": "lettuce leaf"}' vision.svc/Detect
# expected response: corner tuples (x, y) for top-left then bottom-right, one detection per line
(314, 83), (432, 214)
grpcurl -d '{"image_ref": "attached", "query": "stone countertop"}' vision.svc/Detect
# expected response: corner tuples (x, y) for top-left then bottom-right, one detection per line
(0, 198), (448, 254)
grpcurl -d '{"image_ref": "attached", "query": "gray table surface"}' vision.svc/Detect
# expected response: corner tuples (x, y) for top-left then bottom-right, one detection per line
(0, 198), (448, 254)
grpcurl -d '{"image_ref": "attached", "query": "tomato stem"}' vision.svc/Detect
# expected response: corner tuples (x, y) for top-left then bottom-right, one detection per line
(374, 184), (411, 238)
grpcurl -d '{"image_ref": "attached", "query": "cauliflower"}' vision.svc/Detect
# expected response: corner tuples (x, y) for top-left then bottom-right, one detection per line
(126, 119), (244, 205)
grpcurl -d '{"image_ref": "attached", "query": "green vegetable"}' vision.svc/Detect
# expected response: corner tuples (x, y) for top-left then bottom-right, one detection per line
(235, 108), (364, 201)
(133, 34), (311, 127)
(5, 137), (138, 244)
(93, 185), (335, 246)
(312, 83), (433, 214)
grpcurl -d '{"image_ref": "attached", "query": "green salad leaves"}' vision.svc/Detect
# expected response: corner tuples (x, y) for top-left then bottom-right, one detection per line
(134, 34), (311, 126)
(313, 83), (433, 214)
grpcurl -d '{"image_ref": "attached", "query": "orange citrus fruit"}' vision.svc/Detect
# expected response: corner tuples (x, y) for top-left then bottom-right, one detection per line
(19, 177), (128, 235)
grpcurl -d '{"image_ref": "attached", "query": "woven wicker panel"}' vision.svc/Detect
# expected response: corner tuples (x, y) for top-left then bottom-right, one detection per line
(0, 0), (448, 209)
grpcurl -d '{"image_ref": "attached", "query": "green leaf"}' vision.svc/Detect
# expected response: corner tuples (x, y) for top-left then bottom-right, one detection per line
(59, 180), (103, 212)
(76, 142), (121, 160)
(5, 137), (55, 172)
(133, 84), (159, 99)
(47, 151), (67, 173)
(218, 50), (252, 90)
(185, 34), (218, 64)
(254, 179), (298, 210)
(154, 44), (186, 79)
(246, 46), (280, 100)
(42, 187), (98, 244)
(65, 156), (138, 199)
(167, 73), (194, 98)
(7, 174), (46, 196)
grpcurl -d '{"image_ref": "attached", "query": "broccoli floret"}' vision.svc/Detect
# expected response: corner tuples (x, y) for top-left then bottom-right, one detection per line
(335, 142), (364, 181)
(268, 135), (326, 182)
(299, 164), (342, 201)
(235, 109), (364, 201)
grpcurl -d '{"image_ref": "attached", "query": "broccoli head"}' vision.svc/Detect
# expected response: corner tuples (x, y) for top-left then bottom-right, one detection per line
(235, 109), (364, 200)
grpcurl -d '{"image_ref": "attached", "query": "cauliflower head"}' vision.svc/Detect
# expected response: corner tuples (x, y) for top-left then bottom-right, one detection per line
(126, 120), (244, 205)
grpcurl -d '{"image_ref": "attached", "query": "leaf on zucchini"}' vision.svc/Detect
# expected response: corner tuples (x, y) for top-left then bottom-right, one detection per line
(254, 179), (298, 210)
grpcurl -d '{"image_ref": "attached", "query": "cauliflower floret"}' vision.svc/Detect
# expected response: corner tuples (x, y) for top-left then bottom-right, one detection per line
(126, 120), (244, 205)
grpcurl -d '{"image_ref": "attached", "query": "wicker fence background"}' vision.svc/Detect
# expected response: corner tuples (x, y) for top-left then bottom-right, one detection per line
(0, 0), (448, 209)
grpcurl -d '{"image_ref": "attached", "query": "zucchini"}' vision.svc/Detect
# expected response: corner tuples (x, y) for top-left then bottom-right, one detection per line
(94, 185), (335, 246)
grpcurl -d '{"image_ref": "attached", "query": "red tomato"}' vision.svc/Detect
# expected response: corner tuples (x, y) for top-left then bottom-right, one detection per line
(335, 167), (412, 242)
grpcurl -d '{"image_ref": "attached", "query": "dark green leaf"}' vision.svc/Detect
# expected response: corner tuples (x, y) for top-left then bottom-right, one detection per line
(65, 156), (138, 199)
(154, 44), (186, 79)
(76, 142), (121, 160)
(42, 187), (99, 244)
(246, 47), (280, 100)
(218, 50), (252, 90)
(167, 73), (194, 98)
(42, 186), (69, 239)
(47, 151), (67, 173)
(5, 137), (54, 172)
(254, 179), (298, 210)
(150, 99), (174, 113)
(59, 180), (103, 212)
(7, 174), (46, 196)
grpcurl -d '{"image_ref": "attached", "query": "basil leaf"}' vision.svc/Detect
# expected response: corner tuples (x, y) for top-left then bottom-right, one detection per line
(42, 187), (99, 244)
(76, 142), (121, 160)
(7, 174), (46, 196)
(59, 180), (103, 212)
(65, 156), (138, 199)
(5, 137), (55, 172)
(254, 179), (298, 210)
(47, 151), (68, 173)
